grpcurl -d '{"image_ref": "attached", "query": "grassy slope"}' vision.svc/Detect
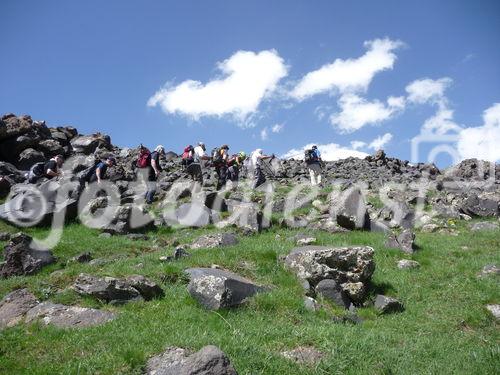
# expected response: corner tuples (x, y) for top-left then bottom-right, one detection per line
(0, 218), (499, 375)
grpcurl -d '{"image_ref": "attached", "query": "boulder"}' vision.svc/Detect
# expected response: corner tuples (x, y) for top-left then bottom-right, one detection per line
(284, 245), (375, 302)
(73, 273), (163, 303)
(218, 202), (266, 233)
(0, 233), (56, 278)
(374, 294), (404, 314)
(460, 193), (499, 217)
(17, 148), (45, 170)
(165, 203), (212, 228)
(385, 229), (416, 254)
(145, 345), (237, 375)
(477, 264), (499, 278)
(185, 268), (265, 310)
(332, 188), (370, 230)
(70, 133), (111, 154)
(0, 232), (11, 241)
(0, 289), (39, 329)
(25, 302), (116, 328)
(315, 279), (351, 309)
(189, 233), (238, 250)
(69, 252), (93, 263)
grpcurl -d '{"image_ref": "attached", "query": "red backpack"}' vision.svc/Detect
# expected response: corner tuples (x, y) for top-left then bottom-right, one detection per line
(136, 146), (151, 168)
(181, 145), (194, 166)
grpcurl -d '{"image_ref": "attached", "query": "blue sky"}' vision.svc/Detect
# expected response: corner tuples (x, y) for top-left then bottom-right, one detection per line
(1, 0), (499, 166)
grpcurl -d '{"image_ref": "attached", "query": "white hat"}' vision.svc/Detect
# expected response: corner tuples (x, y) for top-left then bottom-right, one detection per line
(155, 145), (165, 153)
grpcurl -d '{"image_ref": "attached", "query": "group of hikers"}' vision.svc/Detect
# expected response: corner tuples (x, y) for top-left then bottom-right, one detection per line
(24, 143), (324, 204)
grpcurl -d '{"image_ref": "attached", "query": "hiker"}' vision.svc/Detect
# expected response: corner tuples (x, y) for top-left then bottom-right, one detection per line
(212, 144), (229, 190)
(304, 145), (322, 186)
(226, 151), (246, 184)
(27, 155), (64, 183)
(250, 149), (274, 189)
(80, 156), (116, 185)
(187, 142), (211, 184)
(143, 145), (165, 204)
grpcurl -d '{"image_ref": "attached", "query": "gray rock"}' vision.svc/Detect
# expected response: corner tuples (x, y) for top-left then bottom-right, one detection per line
(0, 289), (39, 330)
(296, 237), (316, 246)
(315, 279), (351, 309)
(469, 222), (499, 231)
(281, 346), (324, 366)
(73, 273), (163, 303)
(25, 302), (116, 328)
(17, 148), (45, 170)
(218, 202), (266, 233)
(340, 282), (366, 304)
(303, 296), (319, 312)
(460, 193), (499, 217)
(0, 232), (11, 241)
(374, 294), (404, 314)
(332, 188), (370, 230)
(486, 304), (500, 320)
(69, 252), (92, 263)
(477, 264), (499, 278)
(185, 268), (265, 310)
(189, 233), (238, 250)
(165, 203), (212, 228)
(70, 133), (111, 154)
(397, 259), (420, 269)
(284, 245), (375, 303)
(126, 233), (150, 241)
(145, 345), (237, 375)
(0, 233), (56, 278)
(385, 229), (415, 254)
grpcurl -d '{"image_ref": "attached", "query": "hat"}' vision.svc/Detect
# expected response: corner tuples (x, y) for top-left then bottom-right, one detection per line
(155, 145), (165, 153)
(239, 151), (246, 158)
(221, 144), (229, 150)
(312, 145), (317, 149)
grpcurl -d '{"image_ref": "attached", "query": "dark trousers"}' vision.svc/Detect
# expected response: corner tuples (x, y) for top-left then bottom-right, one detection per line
(253, 167), (266, 189)
(187, 163), (203, 184)
(215, 165), (227, 190)
(227, 166), (239, 182)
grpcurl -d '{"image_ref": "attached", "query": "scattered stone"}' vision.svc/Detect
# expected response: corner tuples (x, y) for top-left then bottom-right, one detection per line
(0, 232), (11, 241)
(0, 233), (56, 278)
(185, 268), (265, 310)
(164, 203), (212, 228)
(174, 246), (190, 259)
(73, 273), (163, 303)
(99, 232), (112, 238)
(145, 345), (238, 375)
(25, 302), (116, 328)
(0, 289), (39, 329)
(189, 233), (238, 250)
(315, 279), (350, 309)
(374, 294), (404, 314)
(421, 224), (440, 233)
(477, 264), (499, 278)
(340, 282), (366, 304)
(126, 233), (149, 241)
(460, 193), (499, 217)
(486, 304), (500, 320)
(296, 237), (316, 246)
(88, 258), (110, 266)
(385, 229), (415, 254)
(69, 252), (92, 263)
(304, 296), (319, 312)
(281, 346), (324, 366)
(469, 222), (499, 231)
(397, 259), (420, 269)
(284, 245), (375, 303)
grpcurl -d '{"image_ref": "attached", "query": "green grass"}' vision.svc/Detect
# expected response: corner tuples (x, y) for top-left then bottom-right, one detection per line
(0, 218), (499, 374)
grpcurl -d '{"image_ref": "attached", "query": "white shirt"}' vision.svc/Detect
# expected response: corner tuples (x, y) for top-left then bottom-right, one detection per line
(251, 150), (263, 168)
(194, 146), (206, 163)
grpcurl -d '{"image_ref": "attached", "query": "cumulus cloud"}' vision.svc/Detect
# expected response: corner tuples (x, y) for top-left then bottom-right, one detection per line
(148, 50), (288, 121)
(406, 77), (452, 105)
(282, 142), (368, 161)
(260, 127), (269, 141)
(330, 94), (404, 133)
(421, 107), (462, 135)
(457, 103), (500, 162)
(291, 38), (403, 100)
(350, 140), (367, 150)
(368, 132), (393, 150)
(271, 123), (284, 133)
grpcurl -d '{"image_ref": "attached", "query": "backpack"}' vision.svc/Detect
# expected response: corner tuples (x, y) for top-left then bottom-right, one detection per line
(181, 145), (194, 166)
(211, 147), (223, 166)
(30, 162), (45, 177)
(304, 149), (316, 164)
(136, 147), (151, 168)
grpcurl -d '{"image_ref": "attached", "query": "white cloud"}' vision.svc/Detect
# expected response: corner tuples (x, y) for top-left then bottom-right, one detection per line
(368, 132), (393, 150)
(457, 103), (500, 162)
(350, 140), (367, 150)
(271, 123), (284, 133)
(291, 38), (403, 100)
(148, 50), (288, 121)
(282, 142), (368, 161)
(330, 94), (404, 133)
(405, 77), (452, 105)
(421, 107), (462, 135)
(260, 127), (269, 141)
